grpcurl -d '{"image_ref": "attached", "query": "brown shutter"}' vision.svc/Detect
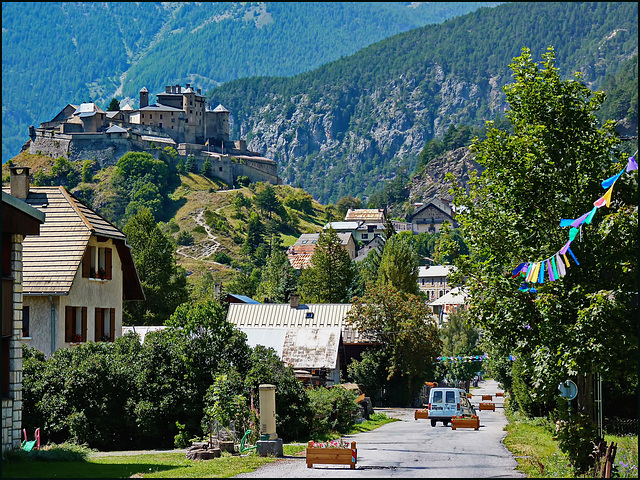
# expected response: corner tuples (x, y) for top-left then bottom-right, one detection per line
(81, 307), (87, 342)
(95, 308), (103, 341)
(110, 308), (115, 342)
(106, 248), (112, 280)
(65, 306), (73, 342)
(82, 247), (91, 278)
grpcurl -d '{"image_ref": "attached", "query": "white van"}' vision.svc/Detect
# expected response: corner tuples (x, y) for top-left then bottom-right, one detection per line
(428, 387), (476, 427)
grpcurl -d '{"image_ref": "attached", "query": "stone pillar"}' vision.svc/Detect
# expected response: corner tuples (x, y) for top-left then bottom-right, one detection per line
(2, 234), (25, 452)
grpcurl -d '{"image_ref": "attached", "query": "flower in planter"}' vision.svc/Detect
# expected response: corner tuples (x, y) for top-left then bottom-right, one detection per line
(101, 333), (111, 342)
(71, 332), (83, 343)
(97, 267), (107, 280)
(310, 439), (351, 449)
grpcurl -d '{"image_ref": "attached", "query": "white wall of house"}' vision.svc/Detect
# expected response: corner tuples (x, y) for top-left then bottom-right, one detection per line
(24, 237), (123, 357)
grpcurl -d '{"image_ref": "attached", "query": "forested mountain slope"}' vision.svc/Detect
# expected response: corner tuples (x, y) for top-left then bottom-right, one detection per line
(1, 2), (497, 163)
(207, 2), (638, 203)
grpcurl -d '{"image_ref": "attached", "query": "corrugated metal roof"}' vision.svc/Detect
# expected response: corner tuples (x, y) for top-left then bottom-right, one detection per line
(324, 221), (361, 230)
(429, 287), (467, 306)
(227, 303), (376, 344)
(345, 208), (385, 222)
(227, 293), (261, 304)
(418, 265), (454, 278)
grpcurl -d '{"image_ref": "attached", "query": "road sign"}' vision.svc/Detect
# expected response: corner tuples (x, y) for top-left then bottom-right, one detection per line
(558, 380), (578, 400)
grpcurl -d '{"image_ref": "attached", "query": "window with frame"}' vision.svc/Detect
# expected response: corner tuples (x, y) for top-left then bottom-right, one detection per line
(95, 307), (115, 342)
(65, 306), (87, 343)
(361, 234), (368, 240)
(22, 306), (29, 337)
(82, 246), (112, 280)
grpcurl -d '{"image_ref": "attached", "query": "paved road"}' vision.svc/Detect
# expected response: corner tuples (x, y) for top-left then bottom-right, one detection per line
(234, 379), (524, 478)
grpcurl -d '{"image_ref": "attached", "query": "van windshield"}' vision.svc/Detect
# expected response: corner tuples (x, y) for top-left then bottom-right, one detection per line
(446, 391), (455, 403)
(432, 391), (443, 403)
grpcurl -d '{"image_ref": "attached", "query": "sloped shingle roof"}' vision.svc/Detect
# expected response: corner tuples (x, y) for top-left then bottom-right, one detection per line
(2, 186), (142, 298)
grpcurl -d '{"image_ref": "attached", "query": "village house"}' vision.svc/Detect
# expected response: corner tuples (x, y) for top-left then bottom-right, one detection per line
(2, 180), (45, 453)
(418, 264), (454, 302)
(429, 287), (469, 325)
(226, 296), (377, 382)
(286, 232), (356, 270)
(406, 197), (457, 234)
(2, 167), (145, 357)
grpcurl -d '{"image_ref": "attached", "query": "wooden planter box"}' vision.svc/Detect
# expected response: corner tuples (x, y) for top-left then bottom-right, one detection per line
(306, 441), (357, 469)
(414, 410), (429, 420)
(479, 402), (496, 411)
(482, 394), (493, 400)
(451, 417), (479, 430)
(496, 392), (504, 397)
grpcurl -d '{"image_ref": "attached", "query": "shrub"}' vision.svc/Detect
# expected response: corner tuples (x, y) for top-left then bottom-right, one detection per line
(214, 251), (232, 264)
(193, 225), (206, 235)
(177, 231), (194, 246)
(307, 386), (358, 437)
(555, 413), (598, 475)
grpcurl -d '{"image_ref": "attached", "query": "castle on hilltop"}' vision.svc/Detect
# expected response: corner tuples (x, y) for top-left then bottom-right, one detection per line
(26, 83), (280, 185)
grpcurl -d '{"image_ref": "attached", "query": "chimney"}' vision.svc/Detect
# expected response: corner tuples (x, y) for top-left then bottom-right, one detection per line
(171, 85), (176, 94)
(197, 88), (201, 95)
(165, 85), (171, 93)
(9, 166), (31, 199)
(186, 83), (191, 89)
(289, 294), (300, 309)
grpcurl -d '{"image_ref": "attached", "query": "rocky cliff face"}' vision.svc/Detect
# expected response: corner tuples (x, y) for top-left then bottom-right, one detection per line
(235, 69), (504, 204)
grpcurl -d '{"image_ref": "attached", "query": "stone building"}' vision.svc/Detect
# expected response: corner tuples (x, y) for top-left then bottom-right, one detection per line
(2, 169), (45, 452)
(26, 83), (280, 186)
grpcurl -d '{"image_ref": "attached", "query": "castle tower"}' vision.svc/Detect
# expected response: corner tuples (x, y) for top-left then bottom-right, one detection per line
(139, 87), (149, 109)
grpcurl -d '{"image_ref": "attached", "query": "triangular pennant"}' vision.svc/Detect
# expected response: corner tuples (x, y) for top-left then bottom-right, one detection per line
(597, 185), (614, 208)
(567, 247), (580, 266)
(538, 261), (545, 284)
(560, 239), (572, 255)
(584, 206), (598, 225)
(562, 253), (570, 268)
(571, 211), (591, 228)
(547, 259), (555, 281)
(555, 253), (565, 277)
(512, 262), (527, 278)
(627, 155), (637, 172)
(569, 227), (579, 241)
(560, 218), (575, 228)
(601, 167), (625, 189)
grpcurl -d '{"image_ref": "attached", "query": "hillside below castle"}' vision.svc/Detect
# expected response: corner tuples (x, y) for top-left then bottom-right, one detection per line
(25, 83), (280, 186)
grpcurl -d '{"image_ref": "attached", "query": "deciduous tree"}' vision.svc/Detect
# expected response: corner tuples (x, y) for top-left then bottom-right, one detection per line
(450, 47), (637, 419)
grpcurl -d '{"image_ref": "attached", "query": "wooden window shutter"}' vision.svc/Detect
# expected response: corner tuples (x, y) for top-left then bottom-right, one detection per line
(95, 308), (103, 342)
(109, 308), (115, 342)
(65, 306), (73, 342)
(106, 248), (112, 280)
(82, 247), (91, 278)
(81, 307), (87, 342)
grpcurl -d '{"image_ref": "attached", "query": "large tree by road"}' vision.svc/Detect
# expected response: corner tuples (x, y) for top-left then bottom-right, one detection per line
(451, 47), (637, 418)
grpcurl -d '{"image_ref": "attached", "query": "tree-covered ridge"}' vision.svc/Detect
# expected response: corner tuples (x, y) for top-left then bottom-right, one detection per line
(1, 2), (497, 163)
(207, 2), (638, 203)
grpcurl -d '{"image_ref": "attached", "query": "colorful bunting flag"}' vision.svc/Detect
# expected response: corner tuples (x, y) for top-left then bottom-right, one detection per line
(511, 150), (636, 292)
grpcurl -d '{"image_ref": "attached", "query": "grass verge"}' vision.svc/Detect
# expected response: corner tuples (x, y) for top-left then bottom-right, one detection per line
(310, 412), (399, 442)
(503, 410), (638, 478)
(2, 414), (395, 478)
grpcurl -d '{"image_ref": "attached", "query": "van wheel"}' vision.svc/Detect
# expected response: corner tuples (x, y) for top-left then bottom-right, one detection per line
(443, 420), (449, 426)
(430, 419), (437, 427)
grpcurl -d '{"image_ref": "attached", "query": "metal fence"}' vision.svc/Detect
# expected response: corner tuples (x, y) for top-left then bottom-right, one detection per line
(603, 417), (638, 436)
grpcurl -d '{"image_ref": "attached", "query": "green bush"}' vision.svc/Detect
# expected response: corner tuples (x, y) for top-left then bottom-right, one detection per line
(193, 225), (206, 235)
(307, 386), (358, 437)
(555, 413), (598, 475)
(177, 231), (194, 246)
(214, 251), (232, 264)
